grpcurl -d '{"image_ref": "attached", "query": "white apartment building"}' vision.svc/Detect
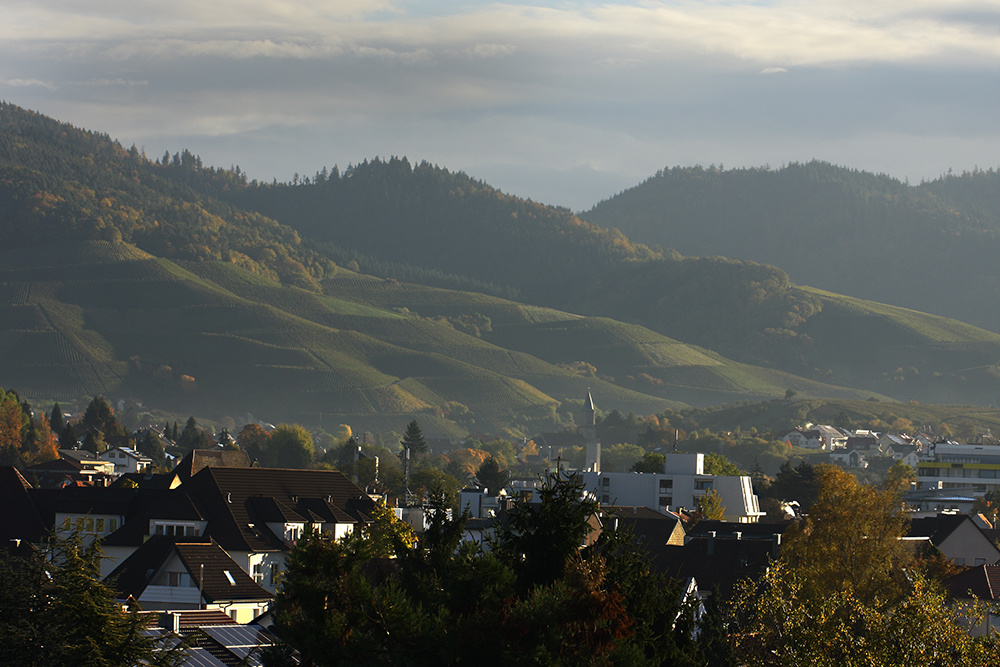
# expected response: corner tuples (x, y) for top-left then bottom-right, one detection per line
(579, 453), (764, 523)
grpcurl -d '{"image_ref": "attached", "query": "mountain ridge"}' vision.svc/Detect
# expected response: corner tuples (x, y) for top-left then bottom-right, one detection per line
(2, 102), (999, 438)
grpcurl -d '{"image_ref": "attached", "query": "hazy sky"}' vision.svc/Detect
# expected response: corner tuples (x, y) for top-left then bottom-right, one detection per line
(3, 0), (999, 210)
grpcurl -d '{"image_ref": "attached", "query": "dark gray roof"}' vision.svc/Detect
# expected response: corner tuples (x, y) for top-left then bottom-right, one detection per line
(106, 536), (273, 604)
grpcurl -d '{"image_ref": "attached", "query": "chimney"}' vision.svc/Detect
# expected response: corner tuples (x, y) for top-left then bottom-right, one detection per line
(734, 531), (742, 541)
(707, 531), (716, 556)
(772, 533), (782, 557)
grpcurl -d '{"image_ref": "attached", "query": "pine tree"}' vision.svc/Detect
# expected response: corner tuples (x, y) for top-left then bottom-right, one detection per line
(50, 403), (65, 436)
(401, 420), (427, 455)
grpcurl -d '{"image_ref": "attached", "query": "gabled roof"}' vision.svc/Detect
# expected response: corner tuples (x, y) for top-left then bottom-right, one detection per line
(173, 541), (273, 603)
(0, 466), (47, 544)
(58, 449), (108, 465)
(172, 449), (250, 483)
(29, 485), (140, 517)
(107, 536), (272, 604)
(944, 564), (1000, 600)
(101, 489), (205, 547)
(908, 513), (977, 545)
(647, 535), (776, 597)
(102, 447), (152, 463)
(607, 506), (686, 547)
(687, 520), (795, 539)
(181, 467), (374, 552)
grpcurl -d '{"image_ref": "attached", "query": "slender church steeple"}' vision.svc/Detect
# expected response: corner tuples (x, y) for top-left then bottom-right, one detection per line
(581, 389), (600, 472)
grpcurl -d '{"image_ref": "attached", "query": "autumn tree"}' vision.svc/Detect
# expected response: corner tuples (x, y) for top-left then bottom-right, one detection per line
(695, 488), (726, 521)
(731, 464), (1000, 664)
(237, 423), (271, 464)
(358, 498), (417, 557)
(267, 424), (315, 469)
(781, 465), (911, 605)
(0, 389), (27, 466)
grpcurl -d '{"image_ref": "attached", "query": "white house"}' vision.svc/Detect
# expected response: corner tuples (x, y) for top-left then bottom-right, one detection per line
(100, 446), (153, 476)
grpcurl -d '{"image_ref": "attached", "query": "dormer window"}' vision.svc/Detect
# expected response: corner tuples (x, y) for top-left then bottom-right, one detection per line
(152, 522), (198, 537)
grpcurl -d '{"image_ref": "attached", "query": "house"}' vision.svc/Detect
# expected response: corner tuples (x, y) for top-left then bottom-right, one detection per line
(0, 462), (378, 593)
(100, 466), (377, 591)
(782, 425), (847, 451)
(172, 449), (250, 483)
(907, 513), (1000, 566)
(890, 444), (920, 470)
(24, 457), (114, 488)
(830, 447), (869, 469)
(146, 612), (295, 664)
(107, 537), (273, 623)
(645, 531), (779, 599)
(100, 446), (153, 476)
(579, 453), (764, 523)
(0, 467), (47, 546)
(605, 505), (686, 548)
(943, 565), (1000, 635)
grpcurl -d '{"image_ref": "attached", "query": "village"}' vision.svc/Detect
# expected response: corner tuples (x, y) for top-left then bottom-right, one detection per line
(5, 390), (1000, 664)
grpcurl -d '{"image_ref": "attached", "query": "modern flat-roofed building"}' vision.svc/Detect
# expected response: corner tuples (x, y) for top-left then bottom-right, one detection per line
(579, 453), (763, 523)
(916, 441), (1000, 496)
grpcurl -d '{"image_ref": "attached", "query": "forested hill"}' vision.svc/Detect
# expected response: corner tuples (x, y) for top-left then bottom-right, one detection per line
(4, 101), (1000, 417)
(223, 157), (1000, 407)
(226, 158), (820, 367)
(581, 161), (1000, 334)
(0, 101), (332, 291)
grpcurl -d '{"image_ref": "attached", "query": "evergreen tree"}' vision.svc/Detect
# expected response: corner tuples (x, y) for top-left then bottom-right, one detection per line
(475, 456), (509, 495)
(0, 527), (189, 666)
(49, 403), (65, 436)
(400, 420), (427, 455)
(58, 422), (77, 450)
(177, 416), (208, 453)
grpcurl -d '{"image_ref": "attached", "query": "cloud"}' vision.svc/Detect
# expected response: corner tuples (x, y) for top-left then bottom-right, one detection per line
(2, 0), (999, 208)
(0, 78), (56, 90)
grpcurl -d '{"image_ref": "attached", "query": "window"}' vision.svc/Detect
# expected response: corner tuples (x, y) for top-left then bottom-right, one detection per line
(659, 479), (673, 491)
(167, 571), (191, 587)
(694, 480), (713, 490)
(269, 563), (280, 586)
(153, 522), (198, 537)
(253, 562), (264, 584)
(223, 570), (236, 585)
(602, 477), (610, 487)
(601, 495), (609, 504)
(658, 496), (672, 510)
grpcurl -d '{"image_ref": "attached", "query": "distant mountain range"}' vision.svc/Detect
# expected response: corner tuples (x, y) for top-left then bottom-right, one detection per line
(2, 102), (999, 438)
(582, 162), (1000, 334)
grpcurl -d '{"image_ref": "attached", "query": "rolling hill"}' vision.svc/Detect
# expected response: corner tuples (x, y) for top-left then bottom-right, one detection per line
(3, 102), (1000, 438)
(581, 161), (1000, 334)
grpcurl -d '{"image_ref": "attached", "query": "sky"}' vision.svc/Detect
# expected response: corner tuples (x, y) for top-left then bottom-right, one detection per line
(2, 0), (1000, 211)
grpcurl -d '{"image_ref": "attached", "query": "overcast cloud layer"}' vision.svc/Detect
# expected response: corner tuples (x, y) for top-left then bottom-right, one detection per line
(3, 0), (999, 209)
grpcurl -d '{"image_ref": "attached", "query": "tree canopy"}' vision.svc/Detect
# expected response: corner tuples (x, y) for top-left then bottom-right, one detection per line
(0, 530), (187, 666)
